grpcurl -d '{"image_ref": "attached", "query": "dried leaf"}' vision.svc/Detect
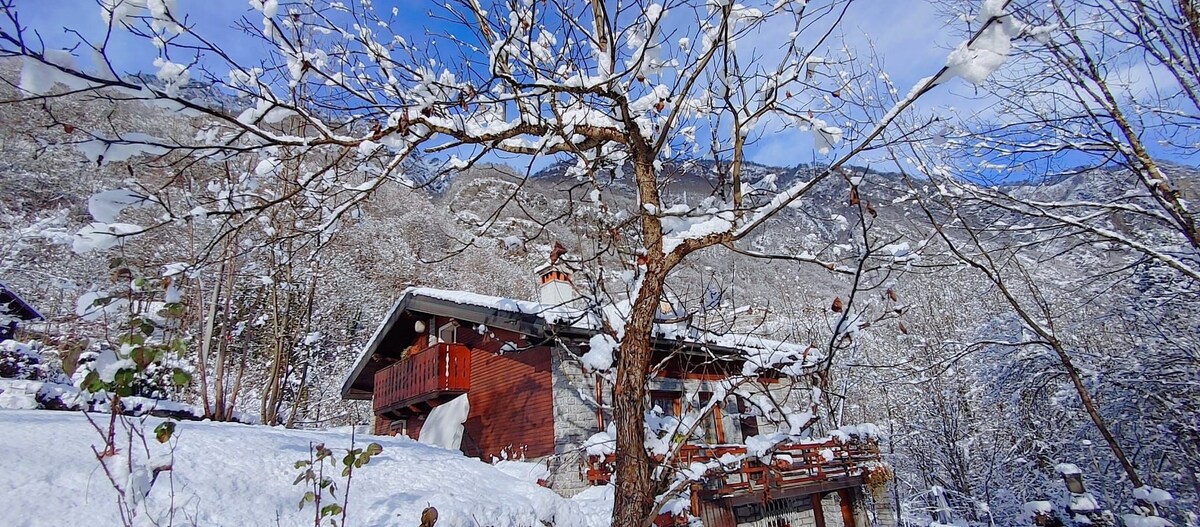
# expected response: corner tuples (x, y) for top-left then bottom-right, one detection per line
(831, 297), (843, 313)
(849, 187), (860, 206)
(898, 322), (908, 334)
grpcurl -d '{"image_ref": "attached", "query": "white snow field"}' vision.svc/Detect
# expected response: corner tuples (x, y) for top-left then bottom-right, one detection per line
(0, 410), (611, 527)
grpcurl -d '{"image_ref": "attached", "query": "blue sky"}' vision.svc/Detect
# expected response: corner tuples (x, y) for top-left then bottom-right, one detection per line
(10, 1), (1018, 171)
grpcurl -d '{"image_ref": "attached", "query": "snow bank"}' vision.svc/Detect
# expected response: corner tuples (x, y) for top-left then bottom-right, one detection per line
(492, 459), (551, 485)
(1122, 515), (1173, 527)
(0, 410), (596, 526)
(419, 393), (469, 450)
(1133, 485), (1174, 504)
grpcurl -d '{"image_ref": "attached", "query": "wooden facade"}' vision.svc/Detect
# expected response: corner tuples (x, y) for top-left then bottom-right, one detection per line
(367, 313), (557, 460)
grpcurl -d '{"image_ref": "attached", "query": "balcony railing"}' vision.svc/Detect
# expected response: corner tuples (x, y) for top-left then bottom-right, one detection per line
(587, 438), (880, 499)
(373, 343), (471, 413)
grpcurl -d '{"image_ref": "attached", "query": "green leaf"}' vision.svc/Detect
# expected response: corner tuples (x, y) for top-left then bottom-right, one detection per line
(82, 371), (103, 394)
(320, 504), (343, 518)
(133, 277), (147, 289)
(364, 443), (383, 456)
(113, 369), (135, 388)
(154, 421), (176, 443)
(341, 466), (351, 477)
(164, 303), (186, 319)
(304, 491), (316, 503)
(140, 321), (155, 336)
(342, 452), (355, 467)
(293, 473), (307, 485)
(294, 460), (310, 469)
(171, 369), (192, 387)
(131, 347), (149, 369)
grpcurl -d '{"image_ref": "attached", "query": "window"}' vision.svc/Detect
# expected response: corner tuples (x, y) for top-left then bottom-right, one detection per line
(650, 391), (680, 417)
(650, 391), (725, 444)
(437, 322), (457, 344)
(693, 393), (725, 445)
(736, 396), (760, 439)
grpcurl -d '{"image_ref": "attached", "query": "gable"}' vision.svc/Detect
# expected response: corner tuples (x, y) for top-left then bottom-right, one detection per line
(0, 283), (43, 322)
(341, 289), (583, 399)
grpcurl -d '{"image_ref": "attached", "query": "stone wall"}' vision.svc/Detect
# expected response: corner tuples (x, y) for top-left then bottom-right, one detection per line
(866, 482), (899, 527)
(547, 345), (599, 496)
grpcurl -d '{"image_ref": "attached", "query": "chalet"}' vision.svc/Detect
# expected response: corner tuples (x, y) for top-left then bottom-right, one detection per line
(0, 282), (43, 342)
(342, 260), (895, 527)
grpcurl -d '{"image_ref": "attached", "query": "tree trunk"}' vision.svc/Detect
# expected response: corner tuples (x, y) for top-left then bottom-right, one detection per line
(612, 271), (666, 527)
(1049, 342), (1144, 488)
(612, 151), (671, 527)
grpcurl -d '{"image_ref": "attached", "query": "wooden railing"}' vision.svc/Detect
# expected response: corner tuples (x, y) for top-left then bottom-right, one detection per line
(372, 343), (471, 412)
(587, 438), (880, 499)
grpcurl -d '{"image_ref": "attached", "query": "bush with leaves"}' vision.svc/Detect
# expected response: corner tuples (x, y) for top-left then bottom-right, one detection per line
(293, 436), (383, 526)
(72, 265), (195, 526)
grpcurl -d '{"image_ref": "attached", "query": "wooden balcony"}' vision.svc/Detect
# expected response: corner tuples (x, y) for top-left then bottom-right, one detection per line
(373, 343), (470, 417)
(587, 438), (880, 503)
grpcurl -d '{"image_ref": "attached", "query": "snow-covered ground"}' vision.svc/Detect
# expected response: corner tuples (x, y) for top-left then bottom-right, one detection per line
(0, 410), (611, 526)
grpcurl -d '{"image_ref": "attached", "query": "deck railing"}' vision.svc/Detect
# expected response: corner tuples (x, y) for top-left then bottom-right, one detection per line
(372, 343), (471, 412)
(587, 438), (880, 499)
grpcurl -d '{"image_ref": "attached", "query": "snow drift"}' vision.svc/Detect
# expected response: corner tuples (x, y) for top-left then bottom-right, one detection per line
(0, 410), (604, 526)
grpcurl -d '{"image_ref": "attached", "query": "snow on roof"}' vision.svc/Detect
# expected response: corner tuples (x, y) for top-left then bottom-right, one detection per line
(407, 287), (545, 315)
(0, 282), (43, 321)
(343, 286), (820, 398)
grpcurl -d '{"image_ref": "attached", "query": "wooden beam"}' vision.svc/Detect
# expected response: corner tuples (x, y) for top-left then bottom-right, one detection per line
(812, 493), (827, 527)
(722, 477), (864, 507)
(838, 488), (856, 527)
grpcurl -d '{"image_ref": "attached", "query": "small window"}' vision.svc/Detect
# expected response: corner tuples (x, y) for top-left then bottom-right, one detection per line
(437, 322), (457, 344)
(650, 391), (680, 417)
(694, 393), (725, 445)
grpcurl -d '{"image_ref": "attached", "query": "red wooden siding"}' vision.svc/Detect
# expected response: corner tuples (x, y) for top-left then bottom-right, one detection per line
(457, 325), (555, 460)
(695, 498), (737, 527)
(372, 317), (555, 460)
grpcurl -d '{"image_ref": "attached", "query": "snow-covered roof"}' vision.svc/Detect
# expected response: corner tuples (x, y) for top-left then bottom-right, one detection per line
(342, 286), (821, 399)
(0, 282), (43, 322)
(406, 287), (545, 315)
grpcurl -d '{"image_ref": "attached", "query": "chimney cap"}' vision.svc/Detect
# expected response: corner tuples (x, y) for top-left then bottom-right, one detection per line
(535, 242), (576, 276)
(549, 242), (568, 264)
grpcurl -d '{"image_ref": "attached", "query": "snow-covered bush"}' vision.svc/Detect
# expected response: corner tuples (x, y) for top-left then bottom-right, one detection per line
(0, 340), (54, 380)
(74, 338), (191, 401)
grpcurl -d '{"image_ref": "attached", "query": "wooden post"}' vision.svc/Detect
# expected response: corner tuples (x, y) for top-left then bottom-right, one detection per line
(812, 493), (828, 527)
(838, 488), (857, 527)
